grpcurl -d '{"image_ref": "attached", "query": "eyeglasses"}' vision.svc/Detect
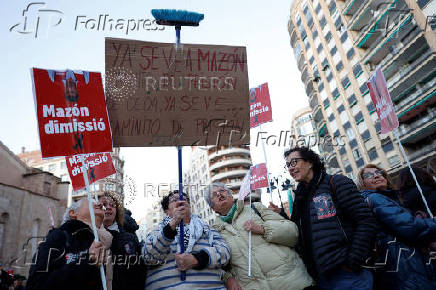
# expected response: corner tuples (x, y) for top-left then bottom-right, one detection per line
(286, 158), (305, 168)
(362, 169), (385, 180)
(169, 195), (188, 203)
(210, 188), (229, 199)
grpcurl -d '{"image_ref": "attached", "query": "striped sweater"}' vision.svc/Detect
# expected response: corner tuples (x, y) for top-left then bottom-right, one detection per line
(143, 216), (230, 290)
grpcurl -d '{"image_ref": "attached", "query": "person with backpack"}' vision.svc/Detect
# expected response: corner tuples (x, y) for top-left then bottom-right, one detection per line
(285, 147), (377, 289)
(358, 164), (436, 289)
(27, 197), (112, 290)
(204, 182), (313, 290)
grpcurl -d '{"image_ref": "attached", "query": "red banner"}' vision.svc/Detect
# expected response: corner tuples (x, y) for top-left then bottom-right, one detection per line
(250, 163), (268, 190)
(32, 68), (113, 158)
(250, 83), (273, 128)
(66, 153), (116, 192)
(367, 66), (399, 134)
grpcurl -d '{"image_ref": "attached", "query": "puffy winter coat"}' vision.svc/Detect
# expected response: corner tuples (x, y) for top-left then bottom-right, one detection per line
(292, 172), (377, 277)
(361, 189), (436, 289)
(213, 200), (313, 290)
(107, 213), (146, 290)
(27, 220), (103, 290)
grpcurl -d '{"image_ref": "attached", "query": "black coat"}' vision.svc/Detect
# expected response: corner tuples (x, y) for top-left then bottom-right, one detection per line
(291, 171), (377, 278)
(27, 220), (102, 290)
(108, 213), (146, 290)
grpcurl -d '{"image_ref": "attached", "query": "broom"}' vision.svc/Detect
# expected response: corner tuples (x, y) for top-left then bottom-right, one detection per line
(151, 9), (204, 281)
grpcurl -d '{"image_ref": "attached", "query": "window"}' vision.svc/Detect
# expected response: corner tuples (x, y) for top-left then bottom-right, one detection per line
(317, 44), (323, 53)
(356, 158), (364, 168)
(340, 32), (348, 43)
(354, 112), (363, 123)
(375, 121), (381, 133)
(313, 30), (318, 39)
(315, 3), (321, 14)
(318, 82), (324, 92)
(388, 155), (401, 167)
(309, 56), (315, 64)
(341, 77), (351, 89)
(336, 61), (343, 72)
(328, 114), (335, 121)
(48, 164), (56, 172)
(320, 17), (327, 29)
(367, 103), (375, 113)
(345, 165), (353, 173)
(339, 146), (346, 155)
(349, 139), (358, 148)
(353, 64), (363, 78)
(323, 98), (330, 108)
(330, 46), (337, 56)
(326, 71), (333, 82)
(346, 128), (355, 140)
(368, 148), (378, 161)
(338, 104), (345, 113)
(332, 88), (340, 99)
(325, 32), (332, 42)
(362, 130), (371, 141)
(360, 83), (368, 94)
(382, 138), (394, 152)
(328, 1), (337, 14)
(348, 94), (357, 107)
(346, 48), (355, 59)
(335, 16), (342, 30)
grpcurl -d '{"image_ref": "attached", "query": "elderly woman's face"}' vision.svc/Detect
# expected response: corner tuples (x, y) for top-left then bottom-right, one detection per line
(286, 151), (314, 183)
(210, 187), (234, 215)
(99, 196), (117, 225)
(362, 167), (388, 190)
(71, 198), (104, 222)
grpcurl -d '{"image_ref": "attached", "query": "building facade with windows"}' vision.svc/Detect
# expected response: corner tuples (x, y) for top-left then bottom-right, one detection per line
(18, 147), (125, 205)
(288, 0), (421, 179)
(184, 145), (252, 224)
(338, 0), (436, 170)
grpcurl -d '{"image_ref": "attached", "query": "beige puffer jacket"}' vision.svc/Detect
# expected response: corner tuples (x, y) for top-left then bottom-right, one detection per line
(213, 200), (313, 290)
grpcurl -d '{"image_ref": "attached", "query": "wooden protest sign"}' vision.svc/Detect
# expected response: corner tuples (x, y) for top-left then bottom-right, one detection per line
(31, 68), (113, 158)
(105, 38), (250, 147)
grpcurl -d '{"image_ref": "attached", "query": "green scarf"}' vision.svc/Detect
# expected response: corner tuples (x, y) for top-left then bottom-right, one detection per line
(220, 203), (237, 223)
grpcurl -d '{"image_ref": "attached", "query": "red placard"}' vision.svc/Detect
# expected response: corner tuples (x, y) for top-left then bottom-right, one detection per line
(367, 66), (399, 134)
(31, 68), (113, 158)
(66, 153), (116, 191)
(250, 163), (268, 190)
(249, 83), (273, 128)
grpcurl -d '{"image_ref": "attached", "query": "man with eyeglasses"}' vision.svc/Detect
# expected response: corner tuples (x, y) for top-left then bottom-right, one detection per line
(284, 147), (377, 290)
(143, 190), (230, 290)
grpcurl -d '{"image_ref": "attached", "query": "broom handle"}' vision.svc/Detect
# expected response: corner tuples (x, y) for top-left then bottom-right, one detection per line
(177, 146), (186, 281)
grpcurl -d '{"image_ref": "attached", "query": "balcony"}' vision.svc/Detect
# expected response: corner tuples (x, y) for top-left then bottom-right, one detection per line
(309, 93), (319, 110)
(298, 55), (307, 71)
(395, 77), (436, 114)
(209, 158), (252, 172)
(397, 109), (436, 142)
(305, 79), (314, 96)
(226, 180), (242, 190)
(211, 169), (249, 183)
(343, 0), (370, 19)
(388, 52), (436, 99)
(346, 0), (372, 30)
(407, 138), (436, 163)
(364, 20), (421, 67)
(208, 147), (251, 162)
(301, 67), (309, 84)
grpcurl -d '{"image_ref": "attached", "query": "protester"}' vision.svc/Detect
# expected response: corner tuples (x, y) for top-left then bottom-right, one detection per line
(204, 182), (313, 290)
(143, 190), (230, 290)
(285, 147), (376, 289)
(398, 167), (436, 216)
(358, 164), (436, 289)
(27, 197), (112, 290)
(99, 191), (145, 290)
(0, 263), (13, 290)
(13, 274), (26, 290)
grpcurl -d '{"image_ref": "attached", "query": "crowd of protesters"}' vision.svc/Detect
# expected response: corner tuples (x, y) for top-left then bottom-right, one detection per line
(15, 146), (434, 289)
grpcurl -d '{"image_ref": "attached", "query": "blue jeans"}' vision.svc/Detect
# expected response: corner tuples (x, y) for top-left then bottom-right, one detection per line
(317, 268), (373, 290)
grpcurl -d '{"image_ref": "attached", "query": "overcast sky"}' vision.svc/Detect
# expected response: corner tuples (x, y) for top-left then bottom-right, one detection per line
(0, 0), (310, 220)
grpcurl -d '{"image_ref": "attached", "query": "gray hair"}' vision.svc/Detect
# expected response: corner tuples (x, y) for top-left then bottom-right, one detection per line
(204, 183), (233, 207)
(62, 198), (84, 224)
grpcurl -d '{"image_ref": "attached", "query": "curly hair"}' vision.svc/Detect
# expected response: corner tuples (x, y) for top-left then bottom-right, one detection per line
(102, 191), (124, 226)
(284, 146), (325, 174)
(161, 190), (190, 211)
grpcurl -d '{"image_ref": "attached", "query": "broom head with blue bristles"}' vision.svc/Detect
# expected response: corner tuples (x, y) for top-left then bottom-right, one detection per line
(151, 9), (204, 26)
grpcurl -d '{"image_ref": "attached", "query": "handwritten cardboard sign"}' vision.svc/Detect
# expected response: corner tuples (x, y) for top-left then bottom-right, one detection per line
(31, 68), (113, 158)
(66, 153), (116, 191)
(105, 38), (250, 147)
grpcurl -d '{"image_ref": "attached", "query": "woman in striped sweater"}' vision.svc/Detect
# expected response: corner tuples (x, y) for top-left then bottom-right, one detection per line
(143, 190), (231, 290)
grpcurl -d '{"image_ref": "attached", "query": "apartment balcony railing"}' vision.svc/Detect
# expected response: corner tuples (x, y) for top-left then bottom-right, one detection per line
(208, 147), (251, 161)
(209, 158), (252, 172)
(395, 78), (436, 114)
(211, 169), (249, 183)
(408, 138), (436, 162)
(397, 109), (436, 139)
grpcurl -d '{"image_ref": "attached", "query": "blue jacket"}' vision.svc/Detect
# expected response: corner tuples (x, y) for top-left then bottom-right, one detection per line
(361, 190), (436, 290)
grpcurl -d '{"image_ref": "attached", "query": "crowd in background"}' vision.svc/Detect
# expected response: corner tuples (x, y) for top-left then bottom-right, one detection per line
(1, 147), (434, 289)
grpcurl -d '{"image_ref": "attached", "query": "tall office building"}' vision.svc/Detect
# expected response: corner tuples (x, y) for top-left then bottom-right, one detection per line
(184, 145), (252, 224)
(288, 0), (436, 179)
